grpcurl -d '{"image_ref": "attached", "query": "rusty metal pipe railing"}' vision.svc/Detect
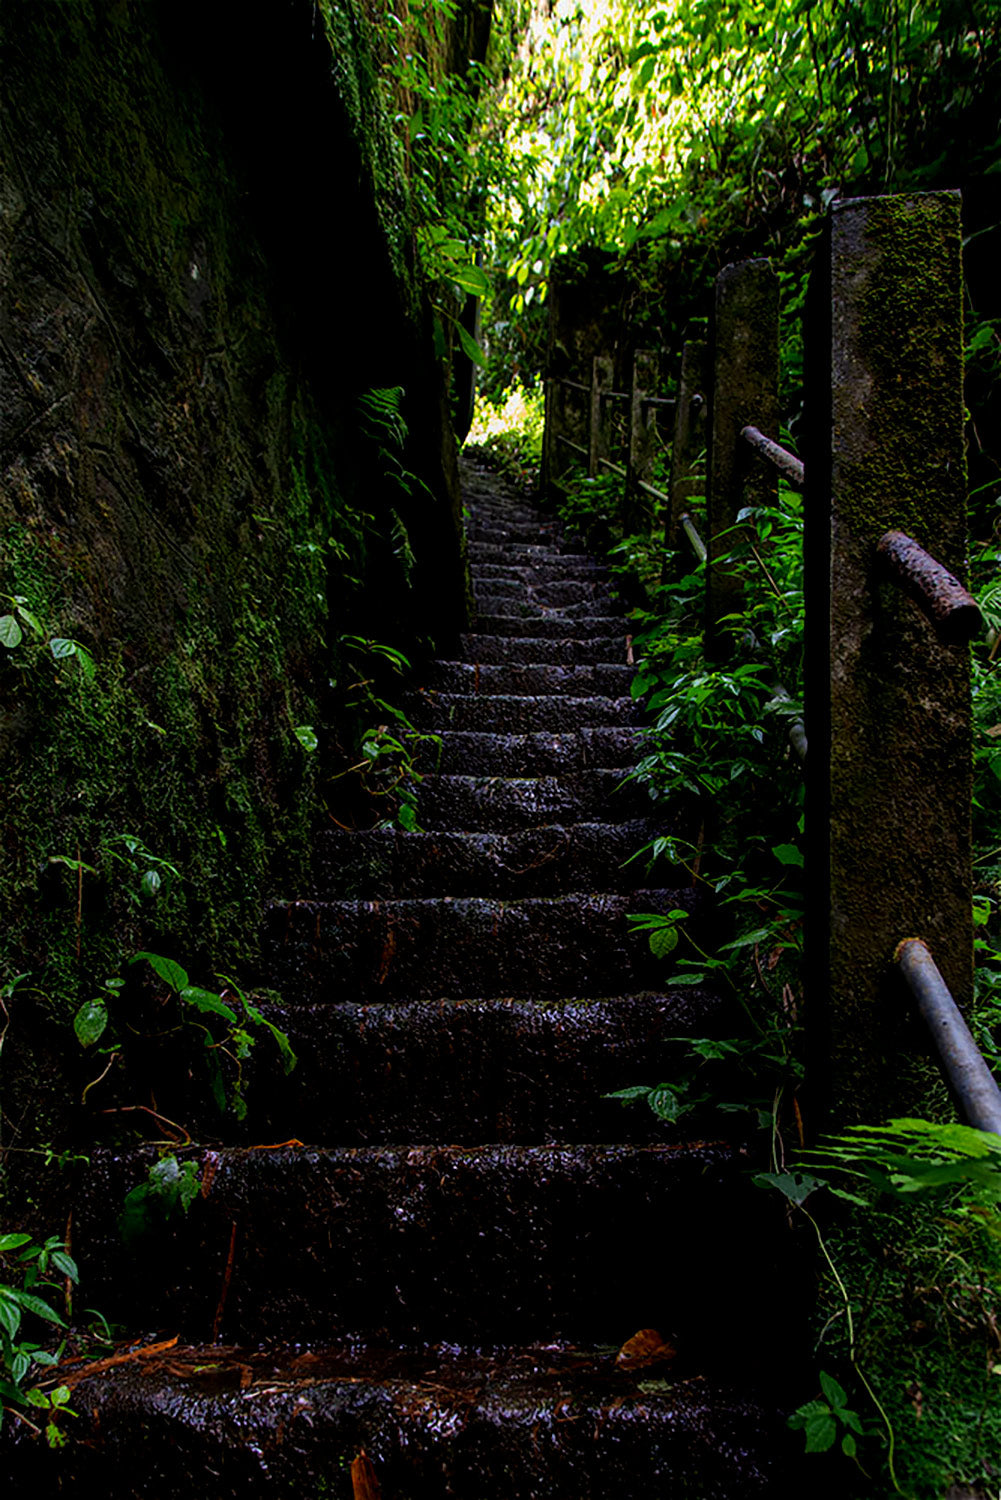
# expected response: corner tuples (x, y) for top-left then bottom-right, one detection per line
(597, 456), (627, 480)
(895, 938), (1001, 1136)
(877, 531), (983, 645)
(556, 435), (588, 458)
(679, 512), (707, 564)
(740, 425), (805, 491)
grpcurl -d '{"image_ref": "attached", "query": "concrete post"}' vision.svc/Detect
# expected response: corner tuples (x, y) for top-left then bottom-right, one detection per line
(624, 349), (660, 534)
(588, 355), (614, 479)
(804, 191), (971, 1126)
(665, 337), (709, 563)
(706, 260), (779, 651)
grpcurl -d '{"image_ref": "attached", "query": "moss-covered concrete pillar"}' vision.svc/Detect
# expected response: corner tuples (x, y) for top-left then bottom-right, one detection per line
(623, 349), (660, 534)
(706, 260), (779, 652)
(804, 191), (971, 1125)
(588, 355), (614, 478)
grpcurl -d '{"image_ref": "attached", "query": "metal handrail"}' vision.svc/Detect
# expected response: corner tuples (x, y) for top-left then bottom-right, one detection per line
(877, 530), (983, 644)
(556, 435), (588, 458)
(740, 425), (805, 491)
(895, 939), (1001, 1135)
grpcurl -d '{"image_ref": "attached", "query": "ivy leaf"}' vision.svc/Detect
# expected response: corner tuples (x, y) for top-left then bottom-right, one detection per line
(74, 998), (108, 1048)
(294, 725), (318, 753)
(0, 615), (23, 649)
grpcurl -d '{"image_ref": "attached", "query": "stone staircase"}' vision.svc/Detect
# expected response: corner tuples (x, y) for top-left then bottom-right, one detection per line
(12, 460), (802, 1494)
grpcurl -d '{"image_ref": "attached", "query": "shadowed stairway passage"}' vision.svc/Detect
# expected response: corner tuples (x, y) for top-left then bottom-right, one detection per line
(26, 460), (801, 1496)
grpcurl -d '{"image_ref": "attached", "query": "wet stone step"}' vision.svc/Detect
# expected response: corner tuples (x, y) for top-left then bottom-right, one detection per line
(471, 614), (627, 640)
(413, 773), (647, 832)
(421, 727), (643, 776)
(72, 1142), (784, 1354)
(471, 559), (606, 583)
(403, 692), (643, 732)
(264, 889), (698, 1001)
(12, 1343), (796, 1497)
(474, 595), (623, 620)
(240, 990), (733, 1145)
(465, 521), (559, 544)
(311, 820), (666, 899)
(468, 541), (588, 563)
(472, 577), (613, 607)
(425, 662), (635, 697)
(459, 634), (629, 665)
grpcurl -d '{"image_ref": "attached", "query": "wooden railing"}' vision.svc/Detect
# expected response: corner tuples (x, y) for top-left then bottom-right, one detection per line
(543, 190), (997, 1132)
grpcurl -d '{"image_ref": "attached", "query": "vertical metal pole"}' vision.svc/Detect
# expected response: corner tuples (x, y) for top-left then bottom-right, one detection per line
(804, 191), (970, 1126)
(705, 260), (779, 654)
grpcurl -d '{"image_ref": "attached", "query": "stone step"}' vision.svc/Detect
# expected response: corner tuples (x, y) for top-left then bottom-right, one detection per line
(471, 559), (606, 583)
(471, 614), (627, 640)
(11, 1344), (797, 1496)
(474, 595), (622, 620)
(413, 773), (647, 831)
(264, 889), (697, 1001)
(466, 521), (560, 545)
(426, 661), (635, 698)
(420, 727), (642, 776)
(243, 989), (731, 1144)
(459, 633), (629, 664)
(312, 820), (666, 898)
(72, 1141), (785, 1353)
(403, 693), (642, 732)
(472, 576), (614, 608)
(468, 540), (588, 563)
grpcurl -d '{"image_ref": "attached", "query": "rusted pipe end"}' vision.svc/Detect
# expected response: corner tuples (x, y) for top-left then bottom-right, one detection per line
(877, 530), (983, 645)
(894, 936), (928, 965)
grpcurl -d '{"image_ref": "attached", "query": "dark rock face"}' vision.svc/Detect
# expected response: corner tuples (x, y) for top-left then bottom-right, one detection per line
(2, 463), (807, 1493)
(0, 0), (470, 1135)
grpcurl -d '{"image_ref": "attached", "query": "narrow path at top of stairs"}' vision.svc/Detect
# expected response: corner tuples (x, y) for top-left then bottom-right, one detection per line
(24, 458), (802, 1497)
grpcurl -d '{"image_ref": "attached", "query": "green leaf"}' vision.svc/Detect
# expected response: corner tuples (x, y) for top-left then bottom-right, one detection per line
(294, 724), (318, 753)
(648, 924), (679, 959)
(50, 1252), (78, 1282)
(456, 320), (487, 369)
(10, 1290), (64, 1327)
(771, 843), (804, 867)
(753, 1170), (823, 1205)
(0, 1234), (32, 1253)
(841, 1433), (857, 1458)
(0, 1292), (21, 1340)
(140, 869), (162, 898)
(605, 1085), (653, 1102)
(48, 637), (76, 660)
(0, 615), (23, 649)
(180, 987), (238, 1024)
(818, 1371), (848, 1410)
(449, 264), (489, 297)
(15, 605), (43, 638)
(132, 952), (189, 993)
(73, 998), (108, 1048)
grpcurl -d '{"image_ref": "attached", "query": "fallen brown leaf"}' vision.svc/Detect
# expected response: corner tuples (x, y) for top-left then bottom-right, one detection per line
(351, 1449), (383, 1500)
(615, 1328), (677, 1371)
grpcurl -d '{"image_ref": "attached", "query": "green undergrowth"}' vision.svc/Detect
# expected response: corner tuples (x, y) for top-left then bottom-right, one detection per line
(553, 450), (1001, 1496)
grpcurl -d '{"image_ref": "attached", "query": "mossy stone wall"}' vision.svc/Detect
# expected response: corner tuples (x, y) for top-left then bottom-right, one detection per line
(0, 0), (472, 1153)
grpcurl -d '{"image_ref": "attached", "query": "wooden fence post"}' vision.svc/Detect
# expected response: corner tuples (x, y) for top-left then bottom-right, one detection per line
(588, 355), (614, 478)
(665, 336), (709, 561)
(804, 191), (971, 1126)
(705, 260), (779, 652)
(624, 349), (660, 534)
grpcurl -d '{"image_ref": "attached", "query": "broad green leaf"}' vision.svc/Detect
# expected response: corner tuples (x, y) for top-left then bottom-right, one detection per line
(456, 321), (487, 369)
(754, 1170), (823, 1205)
(0, 615), (23, 649)
(818, 1371), (848, 1410)
(140, 869), (162, 898)
(50, 1252), (78, 1282)
(648, 924), (679, 959)
(133, 951), (189, 993)
(15, 605), (43, 637)
(10, 1290), (64, 1326)
(771, 843), (804, 867)
(48, 637), (75, 660)
(294, 724), (318, 753)
(0, 1234), (32, 1252)
(0, 1292), (21, 1339)
(73, 998), (108, 1048)
(605, 1085), (653, 1102)
(449, 264), (489, 297)
(180, 987), (238, 1024)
